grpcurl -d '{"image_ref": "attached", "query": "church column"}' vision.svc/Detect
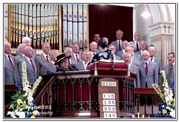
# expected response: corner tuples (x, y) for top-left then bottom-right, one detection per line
(149, 21), (174, 66)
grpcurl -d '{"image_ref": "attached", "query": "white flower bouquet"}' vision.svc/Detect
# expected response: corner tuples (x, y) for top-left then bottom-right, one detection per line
(7, 61), (42, 118)
(152, 70), (175, 118)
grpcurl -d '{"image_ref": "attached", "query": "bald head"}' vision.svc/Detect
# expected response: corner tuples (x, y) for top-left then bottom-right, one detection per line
(142, 50), (150, 61)
(140, 40), (147, 50)
(127, 42), (135, 51)
(148, 46), (156, 57)
(17, 43), (27, 54)
(122, 40), (128, 49)
(125, 46), (133, 55)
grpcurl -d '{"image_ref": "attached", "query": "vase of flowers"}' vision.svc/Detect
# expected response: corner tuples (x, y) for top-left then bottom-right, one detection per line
(7, 61), (42, 118)
(152, 70), (175, 118)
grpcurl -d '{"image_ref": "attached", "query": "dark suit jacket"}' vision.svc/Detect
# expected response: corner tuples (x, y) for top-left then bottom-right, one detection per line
(4, 54), (20, 84)
(89, 50), (112, 65)
(56, 65), (77, 72)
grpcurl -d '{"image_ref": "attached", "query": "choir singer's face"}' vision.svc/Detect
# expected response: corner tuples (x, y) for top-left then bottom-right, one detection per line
(4, 43), (12, 54)
(168, 54), (175, 64)
(123, 54), (131, 64)
(72, 44), (79, 53)
(116, 31), (123, 40)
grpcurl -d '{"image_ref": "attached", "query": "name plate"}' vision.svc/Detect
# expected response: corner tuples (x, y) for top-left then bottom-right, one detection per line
(103, 106), (116, 111)
(104, 113), (117, 118)
(103, 100), (115, 105)
(103, 93), (115, 99)
(101, 81), (116, 86)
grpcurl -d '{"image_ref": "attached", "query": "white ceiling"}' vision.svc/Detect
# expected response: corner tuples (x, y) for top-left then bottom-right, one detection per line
(110, 4), (134, 7)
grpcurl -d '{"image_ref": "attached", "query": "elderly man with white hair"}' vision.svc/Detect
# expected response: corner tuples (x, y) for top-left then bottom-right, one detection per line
(16, 37), (37, 58)
(148, 45), (162, 84)
(64, 47), (73, 65)
(89, 41), (100, 55)
(138, 50), (158, 88)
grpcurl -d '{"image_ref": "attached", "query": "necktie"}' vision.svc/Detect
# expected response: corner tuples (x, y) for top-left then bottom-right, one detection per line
(170, 64), (173, 75)
(76, 54), (79, 62)
(8, 55), (14, 70)
(145, 63), (148, 75)
(46, 56), (50, 63)
(136, 42), (139, 51)
(68, 59), (71, 65)
(151, 57), (153, 62)
(30, 59), (35, 71)
(118, 41), (121, 50)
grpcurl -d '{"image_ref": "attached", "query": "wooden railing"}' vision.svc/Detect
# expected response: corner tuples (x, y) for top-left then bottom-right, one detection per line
(5, 75), (160, 118)
(134, 88), (160, 118)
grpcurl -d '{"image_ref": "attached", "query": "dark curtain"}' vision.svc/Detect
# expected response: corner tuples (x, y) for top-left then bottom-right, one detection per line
(89, 4), (133, 44)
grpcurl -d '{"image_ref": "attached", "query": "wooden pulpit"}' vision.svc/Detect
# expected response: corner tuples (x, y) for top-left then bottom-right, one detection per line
(87, 61), (136, 117)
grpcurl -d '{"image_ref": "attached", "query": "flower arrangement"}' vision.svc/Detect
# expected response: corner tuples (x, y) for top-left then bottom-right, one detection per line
(152, 70), (175, 118)
(7, 61), (42, 118)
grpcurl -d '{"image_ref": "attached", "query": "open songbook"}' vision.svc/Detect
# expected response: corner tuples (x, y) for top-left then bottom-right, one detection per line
(99, 59), (125, 63)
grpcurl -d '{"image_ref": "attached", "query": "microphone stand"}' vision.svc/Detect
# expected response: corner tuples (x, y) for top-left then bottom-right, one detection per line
(112, 59), (114, 70)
